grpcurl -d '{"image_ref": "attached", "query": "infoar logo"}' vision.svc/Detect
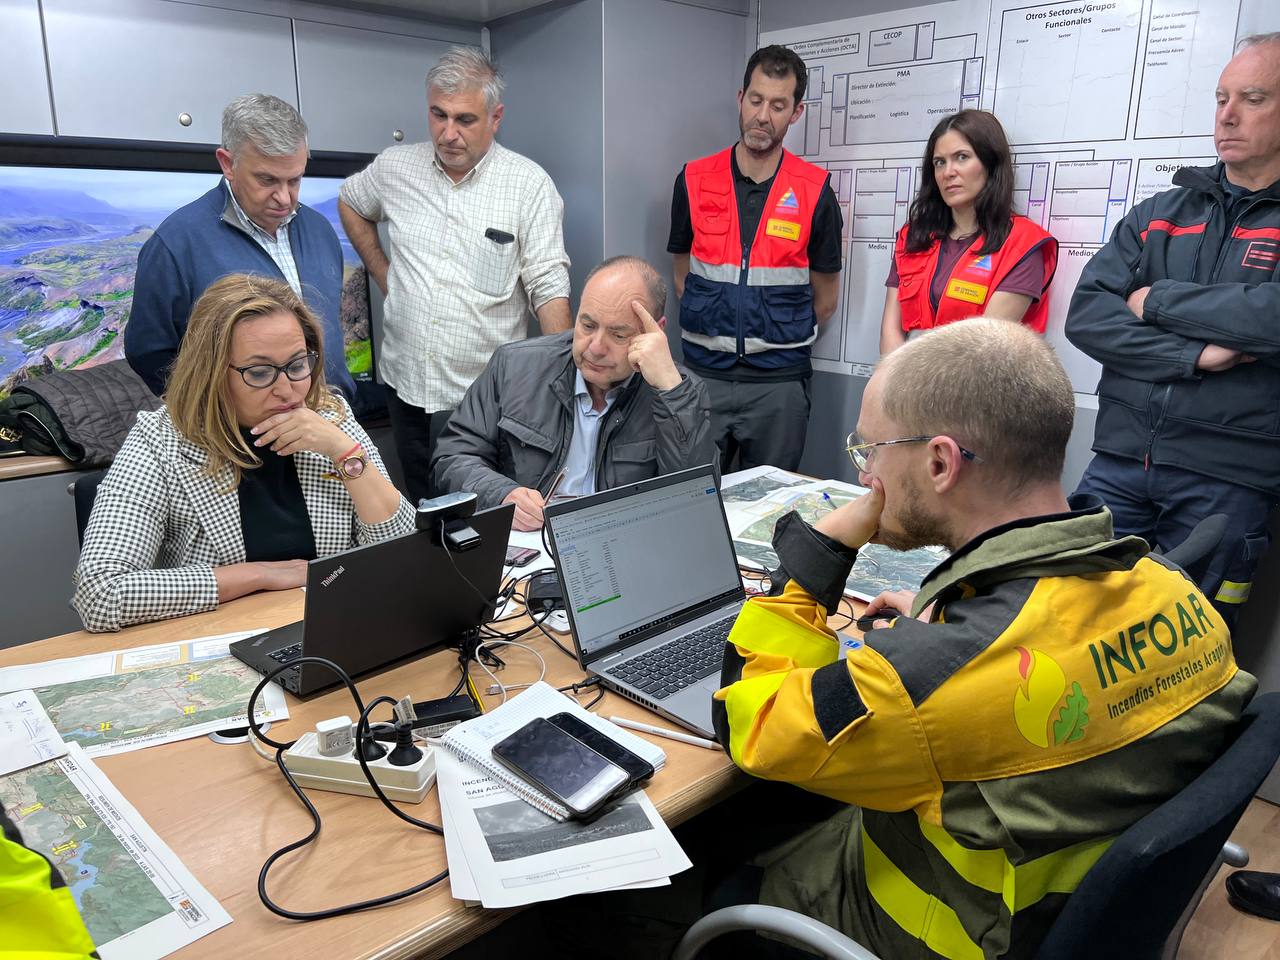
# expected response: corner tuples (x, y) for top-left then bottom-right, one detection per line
(1013, 646), (1088, 748)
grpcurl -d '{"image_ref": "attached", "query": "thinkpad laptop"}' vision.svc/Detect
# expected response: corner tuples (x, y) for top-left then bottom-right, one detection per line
(543, 465), (743, 740)
(230, 504), (513, 697)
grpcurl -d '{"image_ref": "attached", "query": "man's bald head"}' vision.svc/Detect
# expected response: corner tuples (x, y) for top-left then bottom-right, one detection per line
(583, 255), (667, 321)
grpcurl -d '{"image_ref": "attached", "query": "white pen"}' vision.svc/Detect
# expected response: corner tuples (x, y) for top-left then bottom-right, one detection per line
(609, 715), (719, 751)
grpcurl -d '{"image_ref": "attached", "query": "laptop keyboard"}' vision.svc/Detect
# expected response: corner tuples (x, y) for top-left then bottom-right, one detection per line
(267, 642), (303, 664)
(610, 616), (734, 700)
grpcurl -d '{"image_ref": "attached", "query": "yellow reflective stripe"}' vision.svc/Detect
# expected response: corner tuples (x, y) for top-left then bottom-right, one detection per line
(862, 828), (984, 960)
(720, 671), (788, 768)
(728, 599), (837, 669)
(1214, 579), (1251, 604)
(917, 819), (1113, 913)
(1007, 834), (1113, 912)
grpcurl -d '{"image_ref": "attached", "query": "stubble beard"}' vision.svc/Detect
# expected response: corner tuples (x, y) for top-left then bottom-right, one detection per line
(739, 120), (782, 158)
(877, 478), (953, 552)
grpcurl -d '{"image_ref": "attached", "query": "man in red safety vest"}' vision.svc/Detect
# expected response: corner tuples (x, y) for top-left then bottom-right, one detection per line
(670, 45), (844, 472)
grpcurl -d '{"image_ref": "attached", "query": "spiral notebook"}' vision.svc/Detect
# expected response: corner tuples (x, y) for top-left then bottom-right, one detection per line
(433, 681), (666, 820)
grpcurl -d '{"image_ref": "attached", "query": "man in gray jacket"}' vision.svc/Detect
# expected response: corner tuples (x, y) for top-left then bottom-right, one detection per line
(433, 256), (715, 530)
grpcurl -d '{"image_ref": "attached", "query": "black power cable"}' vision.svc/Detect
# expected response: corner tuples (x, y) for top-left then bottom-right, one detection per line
(245, 657), (448, 921)
(242, 527), (601, 920)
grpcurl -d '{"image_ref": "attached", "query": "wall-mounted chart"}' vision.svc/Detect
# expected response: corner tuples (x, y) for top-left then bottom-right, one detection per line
(764, 0), (1276, 393)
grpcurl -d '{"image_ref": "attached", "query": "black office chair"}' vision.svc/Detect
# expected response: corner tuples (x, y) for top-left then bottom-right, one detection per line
(672, 692), (1280, 960)
(1160, 513), (1229, 596)
(69, 469), (108, 546)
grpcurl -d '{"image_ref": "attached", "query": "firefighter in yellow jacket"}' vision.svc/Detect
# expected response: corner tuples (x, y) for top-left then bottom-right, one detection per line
(713, 318), (1256, 960)
(1, 798), (97, 959)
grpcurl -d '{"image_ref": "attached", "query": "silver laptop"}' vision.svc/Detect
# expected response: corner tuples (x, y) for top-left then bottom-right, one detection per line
(544, 465), (744, 740)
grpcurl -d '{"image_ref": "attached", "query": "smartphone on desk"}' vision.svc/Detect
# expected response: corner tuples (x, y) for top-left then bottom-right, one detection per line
(505, 545), (540, 567)
(548, 712), (655, 790)
(492, 717), (629, 819)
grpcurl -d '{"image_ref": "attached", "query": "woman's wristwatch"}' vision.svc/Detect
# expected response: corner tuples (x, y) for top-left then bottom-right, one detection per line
(326, 442), (368, 481)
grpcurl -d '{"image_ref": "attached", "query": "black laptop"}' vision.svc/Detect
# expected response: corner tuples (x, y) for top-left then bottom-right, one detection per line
(230, 504), (513, 696)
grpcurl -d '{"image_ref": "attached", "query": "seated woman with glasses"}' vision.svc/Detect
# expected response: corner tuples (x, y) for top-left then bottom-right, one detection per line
(73, 274), (414, 632)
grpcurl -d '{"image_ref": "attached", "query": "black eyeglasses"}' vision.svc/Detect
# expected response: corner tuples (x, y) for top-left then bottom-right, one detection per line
(845, 432), (982, 472)
(229, 352), (319, 389)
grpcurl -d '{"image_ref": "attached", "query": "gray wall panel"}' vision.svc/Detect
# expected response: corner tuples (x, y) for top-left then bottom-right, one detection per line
(2, 470), (92, 649)
(602, 0), (744, 345)
(0, 0), (54, 135)
(491, 0), (606, 305)
(44, 0), (299, 143)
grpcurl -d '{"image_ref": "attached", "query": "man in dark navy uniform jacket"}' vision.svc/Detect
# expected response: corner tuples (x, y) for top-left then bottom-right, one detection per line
(1067, 33), (1280, 629)
(126, 93), (355, 402)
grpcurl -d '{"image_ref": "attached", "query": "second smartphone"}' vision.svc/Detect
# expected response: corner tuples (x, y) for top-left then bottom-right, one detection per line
(548, 712), (655, 790)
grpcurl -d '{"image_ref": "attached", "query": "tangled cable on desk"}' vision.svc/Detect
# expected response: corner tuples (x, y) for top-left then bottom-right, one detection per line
(245, 658), (448, 922)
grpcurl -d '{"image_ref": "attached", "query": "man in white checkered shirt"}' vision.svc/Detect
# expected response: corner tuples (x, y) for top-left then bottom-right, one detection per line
(340, 45), (572, 505)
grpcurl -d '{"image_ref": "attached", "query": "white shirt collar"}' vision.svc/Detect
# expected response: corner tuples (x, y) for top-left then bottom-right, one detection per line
(431, 141), (500, 186)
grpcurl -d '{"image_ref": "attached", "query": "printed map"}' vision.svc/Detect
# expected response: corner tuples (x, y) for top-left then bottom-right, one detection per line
(724, 468), (948, 601)
(721, 472), (806, 504)
(0, 757), (170, 945)
(36, 655), (268, 750)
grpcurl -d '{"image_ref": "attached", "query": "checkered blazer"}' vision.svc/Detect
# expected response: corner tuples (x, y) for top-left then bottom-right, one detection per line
(72, 395), (415, 632)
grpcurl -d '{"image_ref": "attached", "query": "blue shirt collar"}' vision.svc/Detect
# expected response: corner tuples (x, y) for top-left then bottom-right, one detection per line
(573, 368), (633, 412)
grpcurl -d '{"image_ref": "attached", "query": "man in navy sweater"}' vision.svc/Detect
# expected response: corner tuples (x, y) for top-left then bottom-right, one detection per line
(126, 94), (356, 402)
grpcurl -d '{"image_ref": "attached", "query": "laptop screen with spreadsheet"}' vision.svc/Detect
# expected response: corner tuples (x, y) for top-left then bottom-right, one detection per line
(545, 467), (743, 662)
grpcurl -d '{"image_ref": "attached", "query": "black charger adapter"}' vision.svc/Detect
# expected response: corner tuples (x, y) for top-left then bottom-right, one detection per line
(527, 570), (564, 612)
(371, 694), (480, 741)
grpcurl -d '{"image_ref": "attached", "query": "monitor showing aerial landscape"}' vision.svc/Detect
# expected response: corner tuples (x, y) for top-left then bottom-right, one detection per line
(0, 164), (372, 397)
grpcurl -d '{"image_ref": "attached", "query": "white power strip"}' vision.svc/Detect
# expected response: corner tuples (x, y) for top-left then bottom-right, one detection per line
(282, 732), (436, 803)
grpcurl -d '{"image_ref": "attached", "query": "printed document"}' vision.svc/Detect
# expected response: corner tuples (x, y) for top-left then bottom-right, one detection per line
(0, 688), (67, 776)
(436, 748), (688, 908)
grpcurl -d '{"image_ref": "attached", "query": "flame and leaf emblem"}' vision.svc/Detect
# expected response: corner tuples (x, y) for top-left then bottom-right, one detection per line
(1014, 646), (1088, 748)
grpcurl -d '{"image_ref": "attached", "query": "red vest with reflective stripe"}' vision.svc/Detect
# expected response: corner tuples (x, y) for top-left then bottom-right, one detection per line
(687, 147), (828, 274)
(681, 148), (830, 370)
(893, 215), (1058, 334)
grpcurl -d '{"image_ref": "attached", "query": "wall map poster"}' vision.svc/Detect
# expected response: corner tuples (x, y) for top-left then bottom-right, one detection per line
(764, 0), (1278, 392)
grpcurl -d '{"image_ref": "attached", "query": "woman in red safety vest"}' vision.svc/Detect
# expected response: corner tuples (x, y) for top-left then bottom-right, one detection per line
(880, 109), (1058, 354)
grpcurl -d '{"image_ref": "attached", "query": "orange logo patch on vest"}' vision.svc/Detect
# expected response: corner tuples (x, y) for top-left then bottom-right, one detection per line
(766, 218), (801, 241)
(775, 187), (800, 211)
(945, 277), (988, 304)
(1013, 646), (1089, 748)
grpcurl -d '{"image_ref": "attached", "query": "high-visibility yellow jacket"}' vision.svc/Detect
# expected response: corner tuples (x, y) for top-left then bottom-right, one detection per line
(1, 801), (97, 960)
(713, 497), (1256, 959)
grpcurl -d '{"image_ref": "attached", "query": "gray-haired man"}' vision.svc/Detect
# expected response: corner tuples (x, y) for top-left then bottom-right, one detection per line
(126, 93), (356, 401)
(339, 45), (571, 505)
